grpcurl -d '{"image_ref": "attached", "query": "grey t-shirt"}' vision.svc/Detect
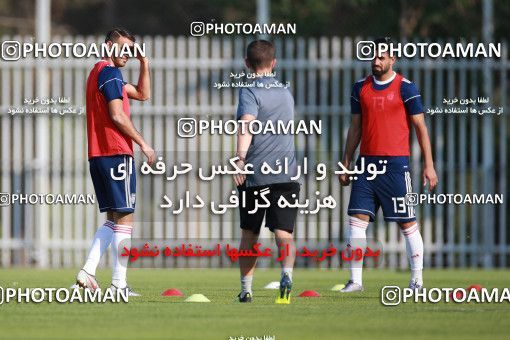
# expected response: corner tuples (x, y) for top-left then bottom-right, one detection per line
(236, 76), (298, 187)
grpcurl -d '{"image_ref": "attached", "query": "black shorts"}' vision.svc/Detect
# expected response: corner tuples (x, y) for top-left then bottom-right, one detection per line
(237, 182), (300, 234)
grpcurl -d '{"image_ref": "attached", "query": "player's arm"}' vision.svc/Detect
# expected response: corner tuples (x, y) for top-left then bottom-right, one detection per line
(125, 57), (150, 101)
(339, 81), (363, 186)
(99, 67), (154, 164)
(233, 113), (255, 186)
(402, 80), (438, 191)
(410, 114), (438, 191)
(108, 99), (155, 164)
(339, 114), (361, 186)
(233, 88), (258, 186)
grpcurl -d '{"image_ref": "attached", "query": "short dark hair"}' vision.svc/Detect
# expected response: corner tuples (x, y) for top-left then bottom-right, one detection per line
(246, 40), (275, 70)
(374, 36), (393, 57)
(105, 28), (135, 43)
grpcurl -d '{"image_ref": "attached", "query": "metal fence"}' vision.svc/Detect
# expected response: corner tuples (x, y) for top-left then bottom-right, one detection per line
(0, 35), (508, 269)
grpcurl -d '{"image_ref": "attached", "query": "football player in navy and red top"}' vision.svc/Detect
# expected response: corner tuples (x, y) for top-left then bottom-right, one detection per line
(76, 28), (155, 296)
(339, 37), (438, 292)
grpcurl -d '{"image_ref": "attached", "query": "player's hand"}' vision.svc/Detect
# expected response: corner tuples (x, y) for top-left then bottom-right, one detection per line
(338, 161), (351, 186)
(137, 54), (149, 64)
(338, 173), (351, 186)
(141, 143), (155, 165)
(233, 160), (246, 186)
(423, 166), (438, 191)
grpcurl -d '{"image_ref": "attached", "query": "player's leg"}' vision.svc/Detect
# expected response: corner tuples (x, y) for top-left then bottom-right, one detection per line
(399, 220), (423, 289)
(101, 155), (139, 295)
(76, 158), (117, 291)
(266, 182), (300, 302)
(238, 229), (259, 302)
(378, 167), (422, 289)
(342, 173), (376, 292)
(274, 229), (295, 281)
(78, 211), (115, 289)
(82, 211), (114, 274)
(110, 211), (136, 293)
(340, 213), (369, 292)
(274, 228), (295, 301)
(237, 183), (265, 302)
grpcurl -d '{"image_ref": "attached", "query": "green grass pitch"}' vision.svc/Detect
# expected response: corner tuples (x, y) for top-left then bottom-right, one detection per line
(0, 268), (509, 339)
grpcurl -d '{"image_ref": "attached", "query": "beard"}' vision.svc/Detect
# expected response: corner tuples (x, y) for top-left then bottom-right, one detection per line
(112, 57), (128, 68)
(372, 64), (389, 77)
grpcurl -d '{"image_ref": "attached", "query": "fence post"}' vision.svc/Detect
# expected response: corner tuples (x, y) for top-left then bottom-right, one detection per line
(34, 0), (50, 268)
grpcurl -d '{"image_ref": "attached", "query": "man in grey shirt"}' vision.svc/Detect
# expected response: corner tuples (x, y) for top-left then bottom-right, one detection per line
(233, 40), (300, 303)
(237, 76), (298, 187)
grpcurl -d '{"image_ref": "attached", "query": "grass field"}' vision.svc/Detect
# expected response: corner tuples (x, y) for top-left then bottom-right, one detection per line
(0, 268), (509, 339)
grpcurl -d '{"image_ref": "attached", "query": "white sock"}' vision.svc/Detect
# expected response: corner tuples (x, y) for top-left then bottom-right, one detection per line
(111, 224), (133, 288)
(347, 216), (368, 285)
(82, 220), (114, 275)
(241, 275), (253, 294)
(401, 223), (423, 285)
(281, 267), (293, 281)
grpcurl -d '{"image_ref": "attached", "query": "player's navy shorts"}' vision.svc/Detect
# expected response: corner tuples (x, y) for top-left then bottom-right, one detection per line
(347, 156), (416, 223)
(237, 181), (300, 234)
(89, 155), (136, 213)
